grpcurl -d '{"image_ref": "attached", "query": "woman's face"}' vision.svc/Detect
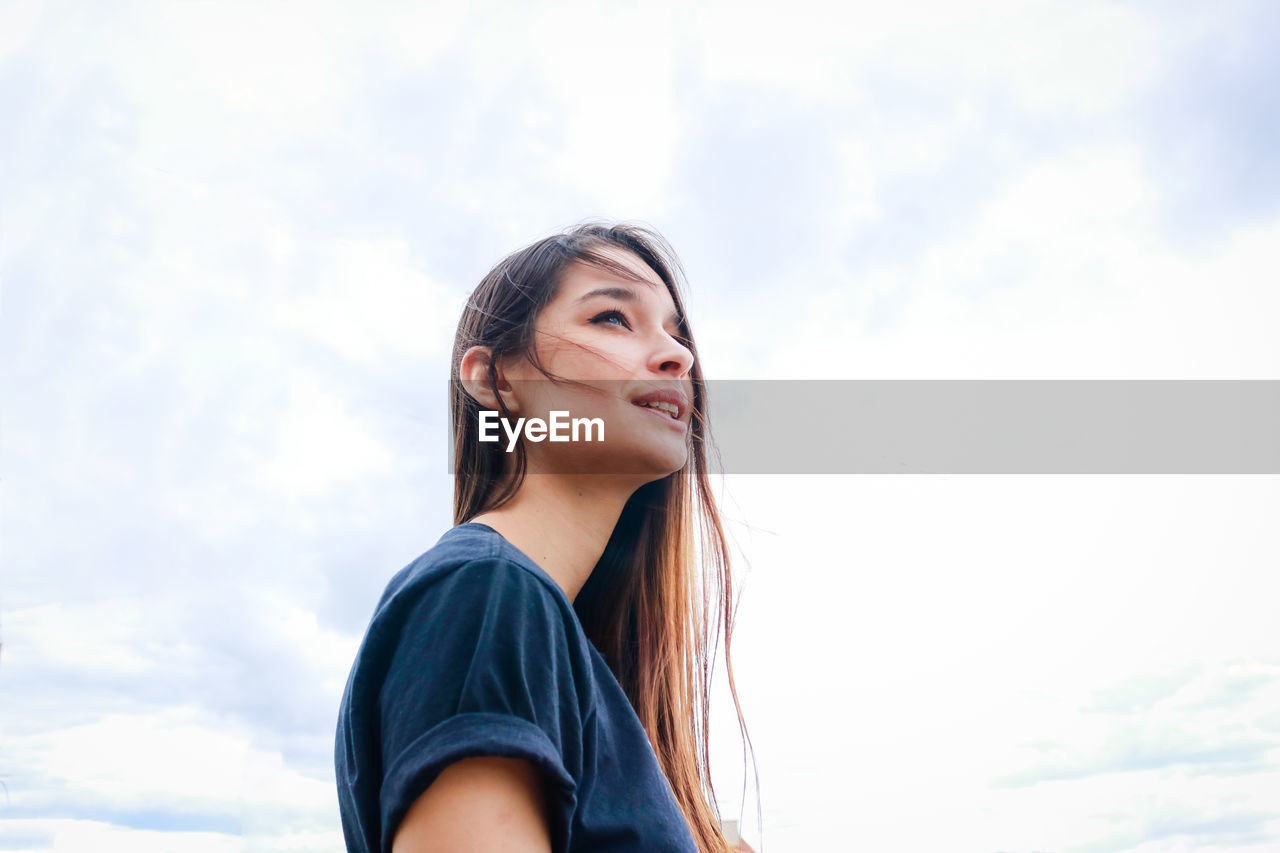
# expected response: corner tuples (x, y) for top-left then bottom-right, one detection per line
(503, 245), (696, 479)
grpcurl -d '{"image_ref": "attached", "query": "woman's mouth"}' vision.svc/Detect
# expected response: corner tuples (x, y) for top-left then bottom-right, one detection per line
(633, 399), (682, 420)
(629, 387), (689, 424)
(631, 396), (689, 434)
(632, 401), (688, 432)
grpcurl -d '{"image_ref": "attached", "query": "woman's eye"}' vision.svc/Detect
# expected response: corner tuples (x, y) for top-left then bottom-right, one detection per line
(590, 309), (632, 330)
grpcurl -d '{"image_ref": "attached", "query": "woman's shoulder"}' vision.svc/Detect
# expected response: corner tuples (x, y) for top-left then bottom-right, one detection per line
(370, 522), (576, 634)
(378, 517), (560, 596)
(343, 523), (597, 711)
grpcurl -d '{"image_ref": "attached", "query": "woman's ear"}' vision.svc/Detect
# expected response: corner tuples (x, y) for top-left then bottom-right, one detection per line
(459, 345), (520, 414)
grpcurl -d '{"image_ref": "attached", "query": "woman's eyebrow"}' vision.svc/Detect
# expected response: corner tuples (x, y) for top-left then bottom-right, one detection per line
(577, 286), (637, 304)
(577, 287), (682, 327)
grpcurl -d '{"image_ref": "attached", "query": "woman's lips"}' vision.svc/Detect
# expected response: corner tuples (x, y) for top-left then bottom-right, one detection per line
(632, 401), (688, 431)
(629, 387), (689, 420)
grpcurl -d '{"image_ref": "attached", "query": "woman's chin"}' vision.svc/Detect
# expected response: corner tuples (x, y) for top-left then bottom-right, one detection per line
(534, 440), (687, 479)
(625, 444), (689, 480)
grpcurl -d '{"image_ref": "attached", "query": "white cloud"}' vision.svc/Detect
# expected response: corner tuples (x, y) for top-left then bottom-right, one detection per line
(707, 475), (1280, 849)
(1, 820), (241, 853)
(766, 154), (1280, 379)
(272, 236), (464, 366)
(251, 379), (395, 498)
(687, 0), (1162, 115)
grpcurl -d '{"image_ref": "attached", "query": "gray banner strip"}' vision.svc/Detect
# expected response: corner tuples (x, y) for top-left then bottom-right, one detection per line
(705, 381), (1280, 474)
(447, 381), (1280, 474)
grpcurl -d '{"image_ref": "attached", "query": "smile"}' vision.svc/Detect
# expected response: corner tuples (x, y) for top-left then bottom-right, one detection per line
(634, 399), (681, 419)
(629, 387), (689, 425)
(632, 400), (688, 432)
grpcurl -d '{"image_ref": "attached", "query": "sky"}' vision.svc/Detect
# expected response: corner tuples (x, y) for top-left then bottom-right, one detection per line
(1, 1), (1278, 851)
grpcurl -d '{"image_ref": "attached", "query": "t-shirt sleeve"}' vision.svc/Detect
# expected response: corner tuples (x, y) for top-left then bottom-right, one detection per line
(376, 557), (583, 852)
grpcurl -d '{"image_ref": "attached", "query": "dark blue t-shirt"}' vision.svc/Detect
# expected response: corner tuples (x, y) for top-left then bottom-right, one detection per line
(335, 522), (699, 853)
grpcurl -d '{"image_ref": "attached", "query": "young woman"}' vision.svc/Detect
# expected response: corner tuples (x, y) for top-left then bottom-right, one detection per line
(335, 222), (755, 852)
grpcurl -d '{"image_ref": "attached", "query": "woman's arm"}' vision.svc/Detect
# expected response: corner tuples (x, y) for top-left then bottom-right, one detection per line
(391, 756), (552, 853)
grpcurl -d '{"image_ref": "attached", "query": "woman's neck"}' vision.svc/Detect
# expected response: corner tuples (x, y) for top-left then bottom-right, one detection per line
(468, 475), (635, 604)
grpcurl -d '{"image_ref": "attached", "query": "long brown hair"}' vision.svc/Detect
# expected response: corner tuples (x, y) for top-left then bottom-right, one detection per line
(450, 222), (755, 852)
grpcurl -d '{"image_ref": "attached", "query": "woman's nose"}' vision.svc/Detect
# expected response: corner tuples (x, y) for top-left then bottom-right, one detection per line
(648, 331), (694, 377)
